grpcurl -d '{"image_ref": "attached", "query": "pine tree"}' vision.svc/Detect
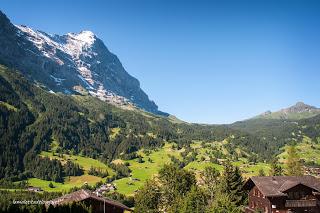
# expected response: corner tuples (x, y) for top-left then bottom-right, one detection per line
(134, 165), (197, 213)
(258, 168), (265, 176)
(269, 158), (283, 176)
(48, 182), (54, 188)
(179, 186), (208, 213)
(158, 164), (196, 211)
(286, 145), (303, 176)
(221, 162), (246, 206)
(206, 188), (242, 213)
(200, 166), (220, 200)
(132, 180), (160, 213)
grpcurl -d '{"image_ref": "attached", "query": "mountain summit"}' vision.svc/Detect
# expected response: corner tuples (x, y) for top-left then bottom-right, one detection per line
(255, 102), (320, 120)
(0, 11), (166, 115)
(282, 101), (318, 113)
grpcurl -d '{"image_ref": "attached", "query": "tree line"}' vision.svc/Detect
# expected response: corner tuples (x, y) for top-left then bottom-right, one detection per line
(135, 163), (246, 213)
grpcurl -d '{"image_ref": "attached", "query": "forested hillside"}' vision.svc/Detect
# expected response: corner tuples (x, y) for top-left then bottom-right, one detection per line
(230, 116), (320, 157)
(1, 64), (320, 185)
(0, 65), (245, 181)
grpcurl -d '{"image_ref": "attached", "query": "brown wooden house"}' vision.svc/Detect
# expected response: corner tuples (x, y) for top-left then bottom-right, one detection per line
(244, 176), (320, 213)
(47, 189), (133, 213)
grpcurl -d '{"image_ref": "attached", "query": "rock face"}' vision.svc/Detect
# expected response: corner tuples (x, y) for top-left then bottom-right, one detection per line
(0, 11), (166, 115)
(280, 102), (318, 114)
(255, 102), (320, 120)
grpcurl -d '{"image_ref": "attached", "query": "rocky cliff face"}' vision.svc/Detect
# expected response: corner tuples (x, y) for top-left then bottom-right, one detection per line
(280, 102), (319, 114)
(255, 102), (320, 120)
(0, 11), (166, 115)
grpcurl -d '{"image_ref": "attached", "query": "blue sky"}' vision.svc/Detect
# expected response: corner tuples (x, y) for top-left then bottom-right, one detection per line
(1, 0), (320, 124)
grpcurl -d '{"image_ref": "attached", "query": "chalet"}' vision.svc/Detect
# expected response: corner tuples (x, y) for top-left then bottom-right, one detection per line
(244, 176), (320, 213)
(95, 183), (117, 196)
(47, 189), (132, 213)
(27, 186), (43, 192)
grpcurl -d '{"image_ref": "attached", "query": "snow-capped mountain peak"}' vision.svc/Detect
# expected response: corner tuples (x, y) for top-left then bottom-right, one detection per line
(16, 25), (96, 58)
(67, 30), (96, 45)
(11, 25), (129, 105)
(16, 25), (61, 49)
(0, 10), (165, 115)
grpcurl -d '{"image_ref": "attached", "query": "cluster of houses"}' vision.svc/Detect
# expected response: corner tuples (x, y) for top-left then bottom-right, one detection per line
(27, 186), (43, 193)
(94, 183), (117, 196)
(303, 166), (320, 177)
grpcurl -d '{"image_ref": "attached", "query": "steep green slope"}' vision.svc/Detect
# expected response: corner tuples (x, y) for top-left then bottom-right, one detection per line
(0, 64), (250, 182)
(230, 119), (301, 154)
(2, 63), (320, 190)
(278, 136), (320, 166)
(2, 64), (320, 196)
(0, 65), (165, 180)
(230, 113), (320, 158)
(231, 102), (320, 153)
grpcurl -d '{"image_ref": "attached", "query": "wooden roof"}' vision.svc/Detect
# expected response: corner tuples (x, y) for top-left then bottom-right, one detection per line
(244, 176), (320, 197)
(47, 189), (132, 211)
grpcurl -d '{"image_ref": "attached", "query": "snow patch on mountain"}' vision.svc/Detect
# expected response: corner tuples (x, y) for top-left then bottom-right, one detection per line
(15, 25), (109, 101)
(68, 31), (95, 45)
(0, 10), (163, 115)
(50, 75), (65, 85)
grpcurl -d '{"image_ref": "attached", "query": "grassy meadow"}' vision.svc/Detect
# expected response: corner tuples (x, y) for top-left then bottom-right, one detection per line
(18, 140), (275, 195)
(278, 136), (320, 165)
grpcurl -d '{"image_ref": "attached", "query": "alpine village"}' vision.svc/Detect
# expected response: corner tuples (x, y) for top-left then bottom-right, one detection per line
(1, 6), (320, 213)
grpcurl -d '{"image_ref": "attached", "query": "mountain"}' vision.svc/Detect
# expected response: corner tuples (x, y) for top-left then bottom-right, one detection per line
(0, 11), (167, 115)
(229, 102), (320, 158)
(253, 102), (320, 120)
(231, 101), (320, 135)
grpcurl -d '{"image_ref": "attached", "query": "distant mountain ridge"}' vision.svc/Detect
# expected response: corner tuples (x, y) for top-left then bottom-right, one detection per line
(0, 10), (167, 115)
(254, 102), (320, 120)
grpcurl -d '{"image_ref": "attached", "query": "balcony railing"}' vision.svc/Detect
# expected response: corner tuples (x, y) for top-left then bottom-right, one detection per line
(285, 199), (320, 208)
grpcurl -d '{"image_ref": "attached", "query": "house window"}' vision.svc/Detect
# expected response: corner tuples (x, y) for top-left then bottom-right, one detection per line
(288, 192), (294, 199)
(294, 192), (300, 199)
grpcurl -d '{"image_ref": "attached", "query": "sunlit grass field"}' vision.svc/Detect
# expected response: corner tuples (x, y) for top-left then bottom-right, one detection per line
(40, 151), (114, 175)
(22, 141), (274, 195)
(113, 142), (271, 195)
(113, 143), (183, 195)
(26, 175), (104, 192)
(278, 136), (320, 165)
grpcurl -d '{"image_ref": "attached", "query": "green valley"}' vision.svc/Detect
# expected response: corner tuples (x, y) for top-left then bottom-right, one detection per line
(1, 5), (320, 212)
(0, 64), (320, 208)
(20, 141), (272, 195)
